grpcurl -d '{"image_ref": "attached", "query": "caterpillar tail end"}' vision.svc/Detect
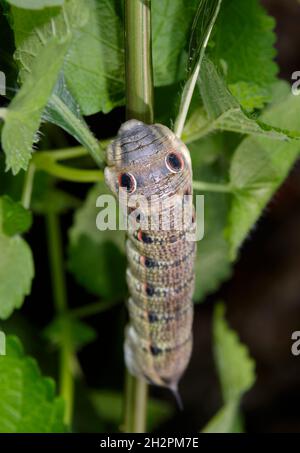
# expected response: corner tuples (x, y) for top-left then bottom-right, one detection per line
(169, 384), (184, 411)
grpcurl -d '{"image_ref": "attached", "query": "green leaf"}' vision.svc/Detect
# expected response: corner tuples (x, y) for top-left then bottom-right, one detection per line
(0, 234), (34, 319)
(0, 195), (32, 236)
(183, 58), (299, 144)
(228, 85), (300, 259)
(152, 0), (198, 86)
(174, 0), (221, 137)
(214, 303), (255, 402)
(210, 0), (278, 110)
(62, 0), (124, 115)
(44, 317), (97, 351)
(202, 400), (243, 433)
(194, 193), (232, 301)
(187, 0), (222, 76)
(6, 0), (64, 9)
(191, 133), (232, 301)
(68, 183), (126, 299)
(90, 390), (173, 432)
(0, 331), (5, 356)
(0, 336), (65, 432)
(43, 75), (104, 166)
(201, 303), (255, 433)
(11, 0), (88, 83)
(1, 38), (70, 174)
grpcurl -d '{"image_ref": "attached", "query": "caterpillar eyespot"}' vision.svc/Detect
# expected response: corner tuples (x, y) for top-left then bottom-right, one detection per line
(105, 119), (196, 394)
(165, 152), (184, 173)
(118, 172), (137, 193)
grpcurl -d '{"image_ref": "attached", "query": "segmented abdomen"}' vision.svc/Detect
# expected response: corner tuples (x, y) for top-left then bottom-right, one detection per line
(125, 227), (195, 391)
(105, 120), (196, 393)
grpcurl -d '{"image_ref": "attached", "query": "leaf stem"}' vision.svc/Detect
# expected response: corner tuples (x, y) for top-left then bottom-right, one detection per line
(193, 180), (232, 193)
(21, 162), (36, 209)
(123, 0), (154, 434)
(50, 94), (105, 167)
(125, 0), (154, 122)
(69, 299), (120, 319)
(33, 154), (103, 183)
(46, 212), (74, 426)
(174, 0), (222, 138)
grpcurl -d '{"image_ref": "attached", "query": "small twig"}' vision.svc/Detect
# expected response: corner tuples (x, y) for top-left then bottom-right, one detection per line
(46, 212), (74, 426)
(21, 162), (36, 209)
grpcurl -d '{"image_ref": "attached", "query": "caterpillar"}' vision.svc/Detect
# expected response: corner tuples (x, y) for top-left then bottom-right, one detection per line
(105, 119), (196, 400)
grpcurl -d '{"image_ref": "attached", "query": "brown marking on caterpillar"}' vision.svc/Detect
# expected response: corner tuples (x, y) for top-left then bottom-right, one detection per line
(105, 120), (196, 393)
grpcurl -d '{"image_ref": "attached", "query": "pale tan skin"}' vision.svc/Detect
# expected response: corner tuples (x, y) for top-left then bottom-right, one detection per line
(105, 120), (196, 396)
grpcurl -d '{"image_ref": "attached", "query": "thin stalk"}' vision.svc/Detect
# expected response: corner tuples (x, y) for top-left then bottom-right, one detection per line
(46, 212), (74, 426)
(33, 155), (104, 183)
(69, 299), (120, 319)
(50, 94), (105, 167)
(193, 180), (232, 193)
(125, 0), (154, 122)
(123, 0), (153, 434)
(21, 162), (36, 209)
(174, 0), (222, 138)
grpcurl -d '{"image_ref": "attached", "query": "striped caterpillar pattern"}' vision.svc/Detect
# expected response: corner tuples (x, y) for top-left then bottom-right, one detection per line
(105, 120), (196, 397)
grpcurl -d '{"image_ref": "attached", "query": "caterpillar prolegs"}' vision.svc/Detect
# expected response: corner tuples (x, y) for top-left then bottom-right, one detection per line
(105, 120), (196, 398)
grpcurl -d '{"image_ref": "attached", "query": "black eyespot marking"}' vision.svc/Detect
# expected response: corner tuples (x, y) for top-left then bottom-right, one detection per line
(145, 285), (155, 297)
(148, 312), (158, 323)
(118, 172), (136, 193)
(137, 230), (153, 244)
(150, 345), (162, 356)
(165, 152), (184, 173)
(145, 258), (155, 268)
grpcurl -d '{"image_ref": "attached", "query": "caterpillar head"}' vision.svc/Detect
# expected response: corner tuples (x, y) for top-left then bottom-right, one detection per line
(105, 120), (192, 202)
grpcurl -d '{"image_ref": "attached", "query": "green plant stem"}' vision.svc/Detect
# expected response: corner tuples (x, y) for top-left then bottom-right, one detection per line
(123, 0), (153, 434)
(46, 212), (74, 426)
(193, 180), (232, 193)
(69, 299), (120, 319)
(123, 371), (149, 433)
(21, 162), (36, 209)
(125, 0), (154, 122)
(33, 154), (104, 183)
(174, 0), (222, 138)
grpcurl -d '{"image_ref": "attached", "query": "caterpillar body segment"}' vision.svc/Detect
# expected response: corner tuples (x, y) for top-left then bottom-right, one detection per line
(105, 120), (196, 394)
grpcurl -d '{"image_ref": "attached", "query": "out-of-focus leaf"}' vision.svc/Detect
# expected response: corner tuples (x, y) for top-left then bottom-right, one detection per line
(43, 74), (104, 166)
(202, 401), (244, 433)
(44, 317), (97, 351)
(152, 0), (198, 86)
(0, 331), (5, 355)
(174, 0), (221, 136)
(68, 183), (126, 299)
(183, 58), (299, 144)
(210, 0), (278, 110)
(201, 303), (255, 433)
(0, 336), (65, 432)
(1, 38), (69, 174)
(0, 234), (34, 319)
(5, 0), (64, 8)
(90, 390), (173, 432)
(191, 133), (232, 301)
(228, 85), (300, 259)
(214, 304), (255, 402)
(0, 195), (32, 236)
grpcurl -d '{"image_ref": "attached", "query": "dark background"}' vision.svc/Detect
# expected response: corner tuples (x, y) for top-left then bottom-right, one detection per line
(184, 0), (300, 433)
(2, 0), (300, 433)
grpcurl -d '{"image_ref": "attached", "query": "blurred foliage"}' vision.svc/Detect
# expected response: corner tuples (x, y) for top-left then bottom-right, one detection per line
(0, 336), (65, 433)
(201, 303), (255, 433)
(0, 0), (299, 433)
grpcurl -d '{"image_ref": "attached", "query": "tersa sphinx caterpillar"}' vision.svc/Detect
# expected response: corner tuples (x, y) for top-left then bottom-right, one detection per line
(105, 120), (196, 404)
